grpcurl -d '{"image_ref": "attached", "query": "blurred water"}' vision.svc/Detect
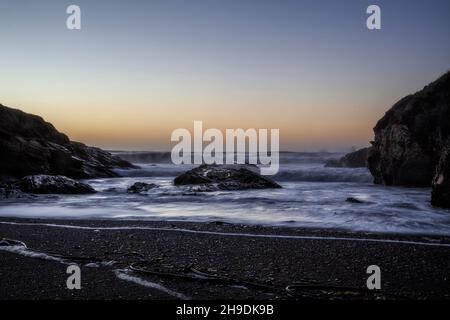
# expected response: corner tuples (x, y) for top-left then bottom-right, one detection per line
(1, 152), (450, 235)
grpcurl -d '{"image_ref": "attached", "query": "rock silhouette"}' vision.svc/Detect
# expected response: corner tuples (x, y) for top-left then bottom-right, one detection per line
(431, 143), (450, 208)
(325, 147), (371, 168)
(367, 71), (450, 208)
(174, 164), (282, 191)
(0, 104), (134, 179)
(18, 175), (96, 194)
(127, 182), (159, 193)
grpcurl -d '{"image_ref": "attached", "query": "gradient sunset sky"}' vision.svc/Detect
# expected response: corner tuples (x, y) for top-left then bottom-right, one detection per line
(1, 0), (449, 151)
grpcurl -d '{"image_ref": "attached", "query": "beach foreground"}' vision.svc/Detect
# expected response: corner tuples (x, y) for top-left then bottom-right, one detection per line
(1, 217), (450, 300)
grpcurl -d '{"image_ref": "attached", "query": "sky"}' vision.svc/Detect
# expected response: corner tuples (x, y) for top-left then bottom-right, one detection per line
(0, 0), (449, 151)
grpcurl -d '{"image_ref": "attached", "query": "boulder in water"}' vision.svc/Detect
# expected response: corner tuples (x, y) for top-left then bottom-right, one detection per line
(127, 182), (158, 193)
(174, 164), (282, 191)
(18, 175), (96, 194)
(346, 197), (365, 204)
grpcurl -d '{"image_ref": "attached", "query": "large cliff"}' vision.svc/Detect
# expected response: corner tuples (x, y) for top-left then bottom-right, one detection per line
(0, 104), (134, 179)
(367, 71), (450, 208)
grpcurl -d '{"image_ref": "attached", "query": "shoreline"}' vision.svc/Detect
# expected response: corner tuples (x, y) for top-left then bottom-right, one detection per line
(1, 217), (450, 300)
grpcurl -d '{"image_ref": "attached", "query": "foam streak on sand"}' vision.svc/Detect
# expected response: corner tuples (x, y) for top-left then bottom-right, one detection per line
(0, 239), (66, 263)
(114, 269), (190, 300)
(2, 221), (450, 248)
(0, 237), (188, 299)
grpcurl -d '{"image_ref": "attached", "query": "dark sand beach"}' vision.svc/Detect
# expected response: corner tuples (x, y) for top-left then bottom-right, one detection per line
(1, 217), (450, 300)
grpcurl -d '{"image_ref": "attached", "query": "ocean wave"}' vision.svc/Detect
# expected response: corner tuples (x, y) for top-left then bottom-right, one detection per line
(273, 167), (372, 183)
(113, 151), (173, 164)
(113, 151), (344, 165)
(114, 162), (372, 183)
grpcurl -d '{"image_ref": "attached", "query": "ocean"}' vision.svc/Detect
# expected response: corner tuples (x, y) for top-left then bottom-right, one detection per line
(1, 152), (450, 235)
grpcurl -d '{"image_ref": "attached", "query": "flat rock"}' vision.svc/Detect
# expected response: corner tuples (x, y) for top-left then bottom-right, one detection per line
(18, 175), (96, 194)
(174, 164), (282, 191)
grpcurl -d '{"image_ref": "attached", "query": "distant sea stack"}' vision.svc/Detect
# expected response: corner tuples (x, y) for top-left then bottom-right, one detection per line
(367, 71), (450, 208)
(325, 147), (371, 168)
(0, 104), (134, 179)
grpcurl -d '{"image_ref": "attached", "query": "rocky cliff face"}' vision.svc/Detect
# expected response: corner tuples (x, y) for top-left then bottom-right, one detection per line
(431, 142), (450, 208)
(367, 71), (450, 208)
(0, 104), (134, 179)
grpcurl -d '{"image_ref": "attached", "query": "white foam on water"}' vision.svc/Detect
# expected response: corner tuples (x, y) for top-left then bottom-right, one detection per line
(2, 154), (450, 236)
(114, 269), (189, 300)
(85, 262), (100, 268)
(2, 173), (450, 235)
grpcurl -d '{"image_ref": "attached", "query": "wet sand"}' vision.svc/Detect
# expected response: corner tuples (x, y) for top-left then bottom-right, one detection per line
(1, 217), (450, 300)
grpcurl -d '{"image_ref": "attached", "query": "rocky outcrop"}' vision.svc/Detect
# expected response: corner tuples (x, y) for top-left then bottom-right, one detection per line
(0, 181), (30, 199)
(127, 182), (158, 193)
(17, 175), (96, 194)
(174, 164), (282, 191)
(346, 197), (365, 204)
(0, 104), (134, 179)
(325, 147), (371, 168)
(431, 142), (450, 208)
(367, 71), (450, 208)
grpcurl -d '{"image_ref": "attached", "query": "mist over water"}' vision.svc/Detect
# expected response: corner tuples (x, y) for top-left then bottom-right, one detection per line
(1, 152), (450, 236)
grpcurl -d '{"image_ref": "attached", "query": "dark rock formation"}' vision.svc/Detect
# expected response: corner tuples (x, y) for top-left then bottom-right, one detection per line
(127, 182), (158, 193)
(431, 142), (450, 208)
(367, 71), (450, 208)
(174, 164), (282, 191)
(325, 147), (371, 168)
(0, 182), (30, 199)
(368, 72), (450, 186)
(346, 197), (365, 204)
(18, 175), (96, 194)
(0, 104), (135, 179)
